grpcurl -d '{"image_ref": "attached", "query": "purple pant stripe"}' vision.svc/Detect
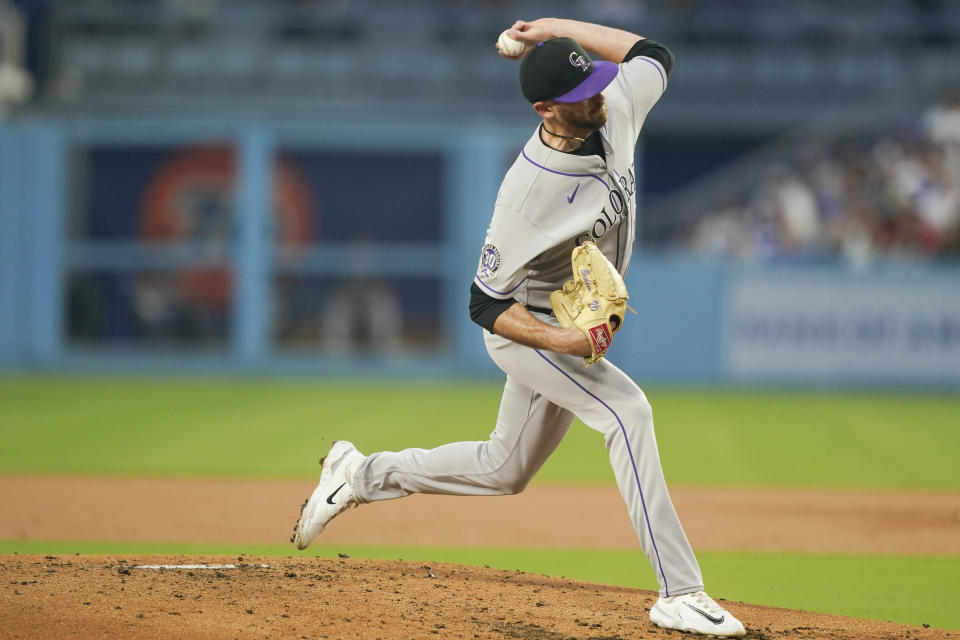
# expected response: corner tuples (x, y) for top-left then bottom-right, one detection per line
(533, 349), (670, 596)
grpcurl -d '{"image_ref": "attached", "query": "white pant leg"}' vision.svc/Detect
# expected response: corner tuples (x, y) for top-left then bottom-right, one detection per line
(352, 375), (575, 500)
(483, 330), (703, 598)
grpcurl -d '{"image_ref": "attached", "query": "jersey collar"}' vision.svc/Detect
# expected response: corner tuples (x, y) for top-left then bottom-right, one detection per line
(523, 124), (612, 174)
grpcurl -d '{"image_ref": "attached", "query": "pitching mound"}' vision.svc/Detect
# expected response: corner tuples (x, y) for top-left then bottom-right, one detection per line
(1, 555), (952, 640)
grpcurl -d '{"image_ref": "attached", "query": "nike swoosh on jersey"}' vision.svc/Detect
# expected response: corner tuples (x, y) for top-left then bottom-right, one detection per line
(325, 482), (347, 504)
(567, 183), (581, 204)
(683, 603), (725, 625)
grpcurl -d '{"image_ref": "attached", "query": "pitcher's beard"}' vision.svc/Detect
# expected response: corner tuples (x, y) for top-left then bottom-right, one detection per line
(571, 106), (607, 133)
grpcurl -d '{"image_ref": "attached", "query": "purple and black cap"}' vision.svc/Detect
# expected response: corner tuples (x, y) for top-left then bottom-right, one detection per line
(519, 37), (618, 104)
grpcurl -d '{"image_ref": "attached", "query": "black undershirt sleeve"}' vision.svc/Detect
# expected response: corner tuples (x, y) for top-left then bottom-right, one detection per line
(624, 38), (674, 78)
(469, 282), (516, 333)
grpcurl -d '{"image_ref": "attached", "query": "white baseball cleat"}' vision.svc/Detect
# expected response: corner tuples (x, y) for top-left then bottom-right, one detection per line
(650, 590), (746, 637)
(291, 440), (366, 550)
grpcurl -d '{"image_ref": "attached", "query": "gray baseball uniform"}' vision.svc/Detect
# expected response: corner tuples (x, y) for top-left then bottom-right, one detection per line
(350, 48), (702, 598)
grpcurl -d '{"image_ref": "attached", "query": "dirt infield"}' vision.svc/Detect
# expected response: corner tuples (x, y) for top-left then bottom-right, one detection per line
(2, 475), (959, 553)
(1, 555), (954, 640)
(2, 475), (959, 639)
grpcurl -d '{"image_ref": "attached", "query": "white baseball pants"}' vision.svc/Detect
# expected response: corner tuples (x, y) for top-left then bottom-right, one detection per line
(350, 324), (704, 597)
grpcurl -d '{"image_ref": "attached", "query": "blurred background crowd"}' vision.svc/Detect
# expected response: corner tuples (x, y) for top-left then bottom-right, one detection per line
(654, 97), (960, 266)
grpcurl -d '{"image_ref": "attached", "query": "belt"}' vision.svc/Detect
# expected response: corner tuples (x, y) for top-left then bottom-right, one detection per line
(525, 305), (553, 316)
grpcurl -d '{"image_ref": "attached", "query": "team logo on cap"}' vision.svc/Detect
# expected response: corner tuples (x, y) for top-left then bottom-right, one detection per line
(478, 244), (501, 277)
(569, 51), (591, 72)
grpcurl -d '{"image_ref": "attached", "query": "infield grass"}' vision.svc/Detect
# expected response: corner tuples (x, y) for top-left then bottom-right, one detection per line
(1, 376), (958, 490)
(1, 540), (957, 631)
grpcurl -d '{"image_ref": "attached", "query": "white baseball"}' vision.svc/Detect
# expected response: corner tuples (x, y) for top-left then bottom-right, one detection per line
(497, 30), (526, 57)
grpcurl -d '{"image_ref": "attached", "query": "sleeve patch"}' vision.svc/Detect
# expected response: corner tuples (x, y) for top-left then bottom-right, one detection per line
(478, 244), (502, 277)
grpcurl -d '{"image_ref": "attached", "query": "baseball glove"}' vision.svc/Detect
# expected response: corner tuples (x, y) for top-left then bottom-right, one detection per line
(550, 241), (632, 365)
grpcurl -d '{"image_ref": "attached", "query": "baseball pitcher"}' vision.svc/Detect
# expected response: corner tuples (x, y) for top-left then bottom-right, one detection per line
(293, 17), (746, 638)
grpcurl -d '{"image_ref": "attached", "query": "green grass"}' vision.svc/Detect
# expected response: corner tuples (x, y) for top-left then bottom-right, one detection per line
(1, 540), (957, 631)
(3, 377), (958, 631)
(2, 376), (958, 490)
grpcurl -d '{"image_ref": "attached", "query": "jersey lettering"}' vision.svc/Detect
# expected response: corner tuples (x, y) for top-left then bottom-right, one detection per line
(601, 205), (617, 226)
(585, 165), (636, 241)
(617, 167), (637, 200)
(608, 190), (625, 215)
(592, 217), (610, 239)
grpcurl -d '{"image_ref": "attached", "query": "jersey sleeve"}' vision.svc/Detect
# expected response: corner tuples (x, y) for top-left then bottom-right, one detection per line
(474, 205), (557, 300)
(624, 39), (674, 77)
(605, 48), (670, 142)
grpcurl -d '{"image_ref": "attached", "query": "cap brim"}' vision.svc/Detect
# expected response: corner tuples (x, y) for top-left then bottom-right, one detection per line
(553, 60), (619, 103)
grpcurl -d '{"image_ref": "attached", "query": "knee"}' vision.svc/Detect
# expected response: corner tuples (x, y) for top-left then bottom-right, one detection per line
(495, 473), (530, 495)
(631, 397), (654, 427)
(605, 397), (655, 441)
(479, 443), (533, 495)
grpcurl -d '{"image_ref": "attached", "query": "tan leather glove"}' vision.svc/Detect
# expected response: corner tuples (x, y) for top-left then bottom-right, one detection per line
(549, 241), (630, 365)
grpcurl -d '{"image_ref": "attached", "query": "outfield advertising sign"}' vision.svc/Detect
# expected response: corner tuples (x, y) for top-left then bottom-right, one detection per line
(724, 276), (960, 382)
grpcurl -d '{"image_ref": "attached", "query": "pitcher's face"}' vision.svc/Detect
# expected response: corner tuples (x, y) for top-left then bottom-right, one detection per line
(553, 93), (608, 132)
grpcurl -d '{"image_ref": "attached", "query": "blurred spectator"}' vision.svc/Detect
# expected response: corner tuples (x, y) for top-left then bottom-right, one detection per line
(679, 100), (960, 265)
(320, 278), (403, 356)
(774, 174), (821, 252)
(926, 95), (960, 192)
(320, 239), (403, 356)
(0, 0), (34, 117)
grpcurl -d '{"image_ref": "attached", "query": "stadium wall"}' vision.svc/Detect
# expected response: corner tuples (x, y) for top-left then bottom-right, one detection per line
(0, 119), (957, 387)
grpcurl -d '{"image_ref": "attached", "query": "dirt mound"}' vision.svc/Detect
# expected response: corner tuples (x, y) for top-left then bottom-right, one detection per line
(0, 555), (952, 640)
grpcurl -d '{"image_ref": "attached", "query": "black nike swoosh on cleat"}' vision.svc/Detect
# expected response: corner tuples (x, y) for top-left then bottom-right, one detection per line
(683, 603), (725, 625)
(325, 482), (347, 504)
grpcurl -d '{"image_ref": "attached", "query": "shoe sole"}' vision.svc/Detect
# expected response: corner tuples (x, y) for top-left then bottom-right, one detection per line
(650, 605), (744, 638)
